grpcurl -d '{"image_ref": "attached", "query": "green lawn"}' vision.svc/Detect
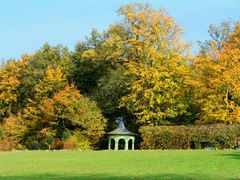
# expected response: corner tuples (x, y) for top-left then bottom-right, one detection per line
(0, 150), (239, 179)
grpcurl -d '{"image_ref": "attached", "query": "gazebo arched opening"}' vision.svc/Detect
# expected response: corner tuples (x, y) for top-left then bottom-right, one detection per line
(110, 138), (115, 150)
(128, 139), (133, 150)
(118, 139), (125, 150)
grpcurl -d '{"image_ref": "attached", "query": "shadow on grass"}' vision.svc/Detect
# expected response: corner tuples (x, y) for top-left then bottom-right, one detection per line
(219, 151), (240, 160)
(0, 173), (223, 180)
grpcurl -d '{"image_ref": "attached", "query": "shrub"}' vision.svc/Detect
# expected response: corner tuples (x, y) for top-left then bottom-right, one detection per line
(2, 115), (27, 149)
(27, 140), (40, 150)
(52, 140), (64, 150)
(45, 136), (54, 150)
(0, 139), (13, 151)
(64, 132), (91, 150)
(140, 126), (190, 149)
(139, 125), (240, 150)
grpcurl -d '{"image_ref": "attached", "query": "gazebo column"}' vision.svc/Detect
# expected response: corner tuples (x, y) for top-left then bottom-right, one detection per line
(125, 138), (129, 150)
(132, 138), (135, 150)
(108, 138), (111, 150)
(114, 138), (119, 150)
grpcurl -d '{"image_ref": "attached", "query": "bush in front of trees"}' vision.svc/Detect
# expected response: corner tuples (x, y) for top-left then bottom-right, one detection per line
(140, 125), (240, 150)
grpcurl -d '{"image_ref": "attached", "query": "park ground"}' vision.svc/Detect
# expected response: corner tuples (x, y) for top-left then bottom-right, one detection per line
(0, 150), (239, 179)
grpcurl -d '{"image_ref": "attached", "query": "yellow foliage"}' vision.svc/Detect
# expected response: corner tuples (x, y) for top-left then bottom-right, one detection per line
(192, 26), (240, 124)
(116, 3), (191, 125)
(34, 65), (67, 100)
(0, 58), (28, 117)
(3, 114), (27, 146)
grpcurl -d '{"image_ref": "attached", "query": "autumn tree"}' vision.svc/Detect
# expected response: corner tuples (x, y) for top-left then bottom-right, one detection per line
(227, 21), (240, 49)
(71, 26), (133, 124)
(193, 21), (240, 124)
(0, 55), (28, 120)
(20, 64), (106, 148)
(2, 114), (27, 148)
(71, 29), (107, 93)
(198, 20), (235, 57)
(93, 68), (131, 119)
(71, 3), (195, 126)
(22, 65), (68, 144)
(45, 85), (106, 147)
(19, 43), (72, 107)
(103, 3), (192, 125)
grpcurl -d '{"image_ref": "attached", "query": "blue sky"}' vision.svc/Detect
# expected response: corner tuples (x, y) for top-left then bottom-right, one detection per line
(0, 0), (240, 60)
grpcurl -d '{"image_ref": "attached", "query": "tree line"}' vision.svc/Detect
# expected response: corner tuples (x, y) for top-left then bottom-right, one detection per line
(0, 3), (240, 150)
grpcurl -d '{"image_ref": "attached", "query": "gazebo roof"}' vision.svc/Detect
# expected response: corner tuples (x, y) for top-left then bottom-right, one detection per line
(107, 117), (137, 136)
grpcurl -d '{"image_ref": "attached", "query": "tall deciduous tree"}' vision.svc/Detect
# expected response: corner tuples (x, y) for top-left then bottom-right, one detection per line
(110, 3), (192, 125)
(71, 29), (107, 93)
(45, 85), (106, 146)
(19, 43), (72, 107)
(198, 20), (234, 57)
(22, 65), (68, 143)
(227, 21), (240, 49)
(193, 21), (240, 124)
(21, 65), (106, 147)
(2, 114), (27, 148)
(0, 55), (28, 120)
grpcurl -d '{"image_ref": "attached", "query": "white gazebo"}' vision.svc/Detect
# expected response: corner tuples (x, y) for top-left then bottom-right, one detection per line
(107, 117), (137, 150)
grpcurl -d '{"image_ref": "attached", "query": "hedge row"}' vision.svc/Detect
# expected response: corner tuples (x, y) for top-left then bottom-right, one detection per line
(139, 125), (240, 150)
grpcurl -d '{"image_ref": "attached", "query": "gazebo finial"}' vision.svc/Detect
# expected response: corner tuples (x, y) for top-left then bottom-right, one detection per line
(116, 117), (125, 129)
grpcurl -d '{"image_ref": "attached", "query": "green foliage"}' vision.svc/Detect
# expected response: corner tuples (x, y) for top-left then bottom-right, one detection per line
(45, 136), (53, 146)
(62, 131), (70, 141)
(45, 136), (53, 150)
(92, 68), (132, 119)
(19, 43), (72, 107)
(27, 140), (40, 150)
(71, 29), (108, 93)
(72, 90), (107, 146)
(140, 125), (240, 150)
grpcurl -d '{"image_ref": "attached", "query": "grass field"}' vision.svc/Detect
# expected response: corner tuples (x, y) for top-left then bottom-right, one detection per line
(0, 150), (240, 179)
